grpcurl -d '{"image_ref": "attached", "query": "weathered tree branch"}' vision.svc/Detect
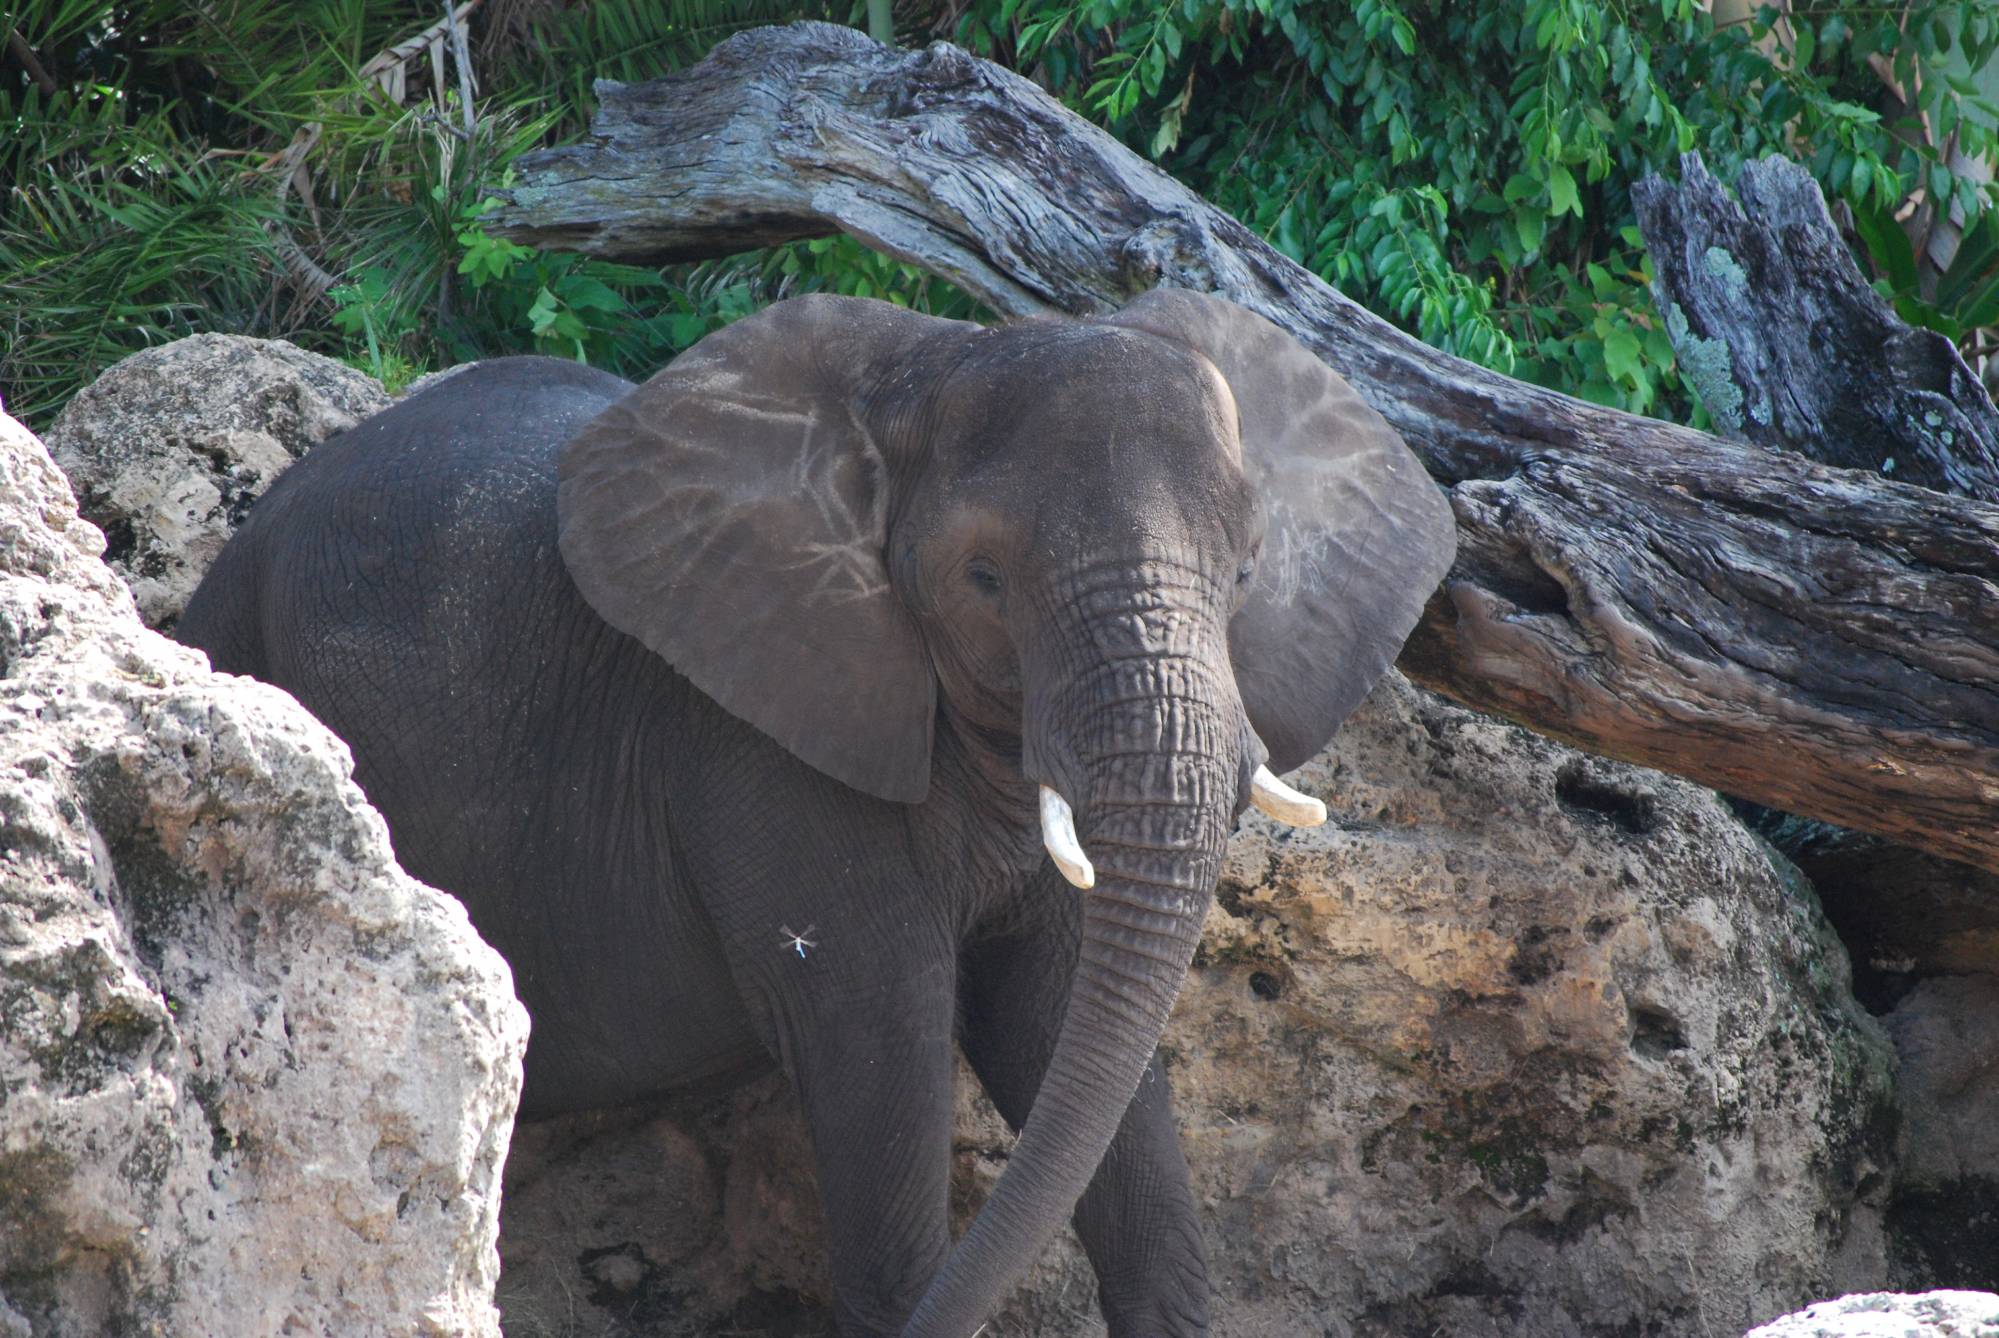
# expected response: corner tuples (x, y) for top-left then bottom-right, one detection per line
(1636, 153), (1999, 916)
(1634, 153), (1999, 501)
(489, 22), (1999, 873)
(4, 25), (58, 96)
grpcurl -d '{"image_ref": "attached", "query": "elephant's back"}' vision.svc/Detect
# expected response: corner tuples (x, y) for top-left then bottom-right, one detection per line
(243, 356), (629, 573)
(207, 359), (636, 778)
(182, 357), (631, 672)
(236, 357), (635, 767)
(242, 360), (593, 628)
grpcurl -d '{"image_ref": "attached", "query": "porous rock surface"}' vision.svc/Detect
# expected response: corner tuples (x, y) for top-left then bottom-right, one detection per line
(1882, 977), (1999, 1293)
(43, 334), (389, 628)
(1747, 829), (1999, 1292)
(499, 672), (1894, 1337)
(0, 408), (528, 1335)
(1745, 1290), (1999, 1337)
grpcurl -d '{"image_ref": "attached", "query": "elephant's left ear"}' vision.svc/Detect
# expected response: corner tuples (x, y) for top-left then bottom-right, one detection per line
(1105, 289), (1457, 772)
(557, 295), (982, 804)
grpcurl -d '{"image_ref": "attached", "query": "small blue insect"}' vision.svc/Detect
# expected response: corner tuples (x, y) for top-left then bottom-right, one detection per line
(779, 925), (817, 959)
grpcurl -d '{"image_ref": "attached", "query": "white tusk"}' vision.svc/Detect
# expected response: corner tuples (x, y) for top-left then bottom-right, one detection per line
(1038, 785), (1095, 890)
(1250, 765), (1327, 827)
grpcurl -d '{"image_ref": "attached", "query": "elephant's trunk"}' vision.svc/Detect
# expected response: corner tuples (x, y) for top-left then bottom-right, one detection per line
(902, 646), (1240, 1336)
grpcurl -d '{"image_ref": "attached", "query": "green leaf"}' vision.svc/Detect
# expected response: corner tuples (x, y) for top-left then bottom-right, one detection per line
(1548, 163), (1581, 217)
(1643, 325), (1677, 367)
(1602, 328), (1643, 383)
(1953, 266), (1999, 330)
(1891, 291), (1945, 331)
(1939, 213), (1999, 309)
(557, 276), (624, 313)
(1874, 161), (1905, 211)
(1953, 174), (1983, 224)
(1849, 199), (1919, 294)
(526, 286), (561, 337)
(1515, 209), (1546, 254)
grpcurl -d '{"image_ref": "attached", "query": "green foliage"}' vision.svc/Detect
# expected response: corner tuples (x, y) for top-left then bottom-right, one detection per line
(959, 0), (1999, 421)
(0, 0), (925, 426)
(1853, 197), (1999, 341)
(3, 1), (452, 420)
(0, 86), (285, 421)
(491, 0), (826, 136)
(6, 0), (1999, 432)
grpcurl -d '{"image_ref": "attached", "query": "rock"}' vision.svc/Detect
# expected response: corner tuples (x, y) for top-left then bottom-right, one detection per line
(496, 1088), (831, 1338)
(398, 364), (479, 400)
(497, 672), (1895, 1337)
(0, 408), (528, 1336)
(1745, 1290), (1999, 1337)
(1883, 977), (1999, 1292)
(1745, 823), (1999, 1290)
(43, 335), (389, 629)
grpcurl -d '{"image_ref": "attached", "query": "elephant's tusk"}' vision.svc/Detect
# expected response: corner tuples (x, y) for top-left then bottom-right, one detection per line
(1038, 785), (1095, 890)
(1250, 765), (1327, 827)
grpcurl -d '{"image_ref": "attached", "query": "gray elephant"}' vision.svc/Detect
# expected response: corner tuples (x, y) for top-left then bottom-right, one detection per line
(176, 289), (1455, 1336)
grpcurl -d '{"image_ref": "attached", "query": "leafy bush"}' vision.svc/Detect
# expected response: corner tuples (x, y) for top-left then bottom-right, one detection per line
(1, 3), (812, 422)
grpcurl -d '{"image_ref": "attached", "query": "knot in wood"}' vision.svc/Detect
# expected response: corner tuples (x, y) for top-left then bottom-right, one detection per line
(1120, 215), (1218, 293)
(908, 40), (981, 90)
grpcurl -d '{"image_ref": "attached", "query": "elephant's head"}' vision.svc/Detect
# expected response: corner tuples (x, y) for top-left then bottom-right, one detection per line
(556, 289), (1455, 1332)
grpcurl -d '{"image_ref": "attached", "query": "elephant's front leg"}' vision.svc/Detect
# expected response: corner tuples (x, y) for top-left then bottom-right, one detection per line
(959, 896), (1212, 1337)
(751, 931), (960, 1334)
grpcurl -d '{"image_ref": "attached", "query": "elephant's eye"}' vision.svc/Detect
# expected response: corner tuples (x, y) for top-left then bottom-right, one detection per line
(1236, 554), (1258, 586)
(966, 558), (1003, 597)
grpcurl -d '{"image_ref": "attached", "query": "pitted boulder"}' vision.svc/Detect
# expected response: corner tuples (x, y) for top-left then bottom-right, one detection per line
(0, 408), (526, 1336)
(1746, 1290), (1999, 1337)
(44, 334), (389, 629)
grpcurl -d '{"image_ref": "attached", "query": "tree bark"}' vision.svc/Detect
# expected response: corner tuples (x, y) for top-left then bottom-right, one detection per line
(1634, 153), (1999, 919)
(488, 21), (1999, 874)
(1632, 153), (1999, 501)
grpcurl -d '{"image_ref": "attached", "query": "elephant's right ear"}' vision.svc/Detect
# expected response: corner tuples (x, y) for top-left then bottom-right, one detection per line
(1106, 290), (1456, 773)
(557, 295), (981, 804)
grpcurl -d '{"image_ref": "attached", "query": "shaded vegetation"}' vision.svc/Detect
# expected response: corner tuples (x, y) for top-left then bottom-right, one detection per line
(5, 0), (1998, 428)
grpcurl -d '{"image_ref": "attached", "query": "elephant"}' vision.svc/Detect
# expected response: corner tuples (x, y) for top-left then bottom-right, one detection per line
(175, 288), (1456, 1336)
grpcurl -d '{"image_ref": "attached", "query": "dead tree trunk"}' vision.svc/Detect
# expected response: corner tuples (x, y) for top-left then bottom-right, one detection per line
(1633, 153), (1999, 917)
(489, 21), (1999, 873)
(1632, 153), (1999, 501)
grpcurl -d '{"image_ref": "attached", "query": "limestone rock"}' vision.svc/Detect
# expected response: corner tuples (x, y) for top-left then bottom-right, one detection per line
(497, 1090), (828, 1337)
(497, 673), (1894, 1336)
(1883, 977), (1999, 1292)
(43, 335), (389, 628)
(0, 409), (528, 1336)
(1745, 1291), (1999, 1337)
